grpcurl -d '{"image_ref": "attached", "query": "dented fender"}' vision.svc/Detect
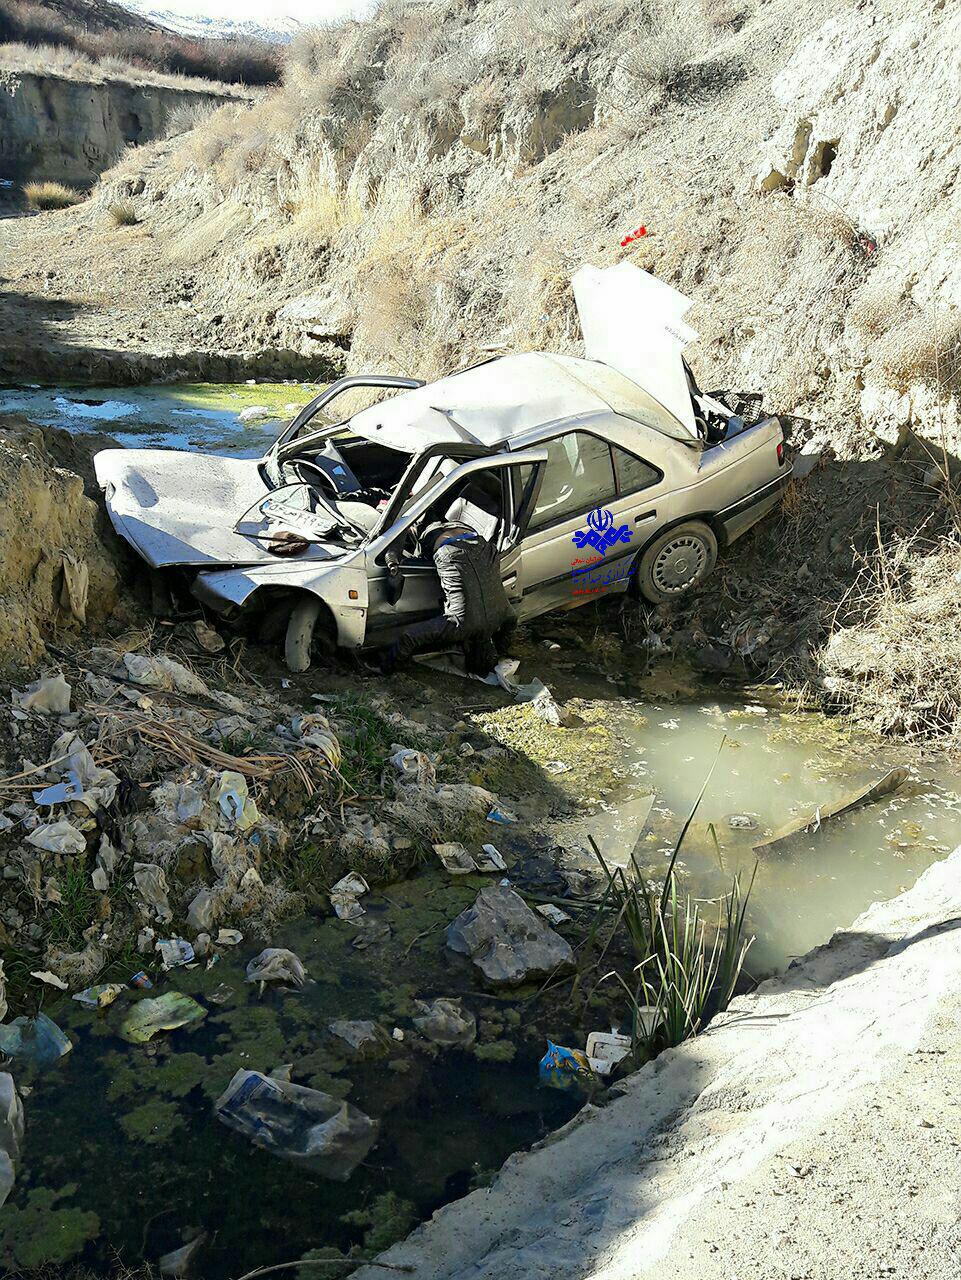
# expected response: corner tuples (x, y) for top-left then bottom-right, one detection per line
(191, 557), (370, 649)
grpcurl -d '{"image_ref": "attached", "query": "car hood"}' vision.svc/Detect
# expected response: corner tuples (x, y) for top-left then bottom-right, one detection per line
(572, 262), (700, 439)
(94, 448), (346, 569)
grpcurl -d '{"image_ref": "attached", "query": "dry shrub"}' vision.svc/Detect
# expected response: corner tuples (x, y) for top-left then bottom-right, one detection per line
(823, 535), (961, 739)
(877, 310), (961, 398)
(23, 179), (81, 209)
(109, 199), (138, 226)
(164, 98), (220, 139)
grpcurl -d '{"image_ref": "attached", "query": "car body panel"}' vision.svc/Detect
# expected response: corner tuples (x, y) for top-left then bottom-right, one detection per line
(94, 263), (791, 654)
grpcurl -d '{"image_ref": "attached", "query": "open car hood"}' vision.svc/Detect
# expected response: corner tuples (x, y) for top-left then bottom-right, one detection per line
(572, 262), (700, 440)
(94, 449), (345, 569)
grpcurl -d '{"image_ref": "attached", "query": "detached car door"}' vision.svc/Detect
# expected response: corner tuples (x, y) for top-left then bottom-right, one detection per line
(510, 428), (668, 616)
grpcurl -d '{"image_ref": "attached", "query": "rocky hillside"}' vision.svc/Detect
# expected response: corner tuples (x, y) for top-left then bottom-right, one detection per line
(73, 0), (960, 451)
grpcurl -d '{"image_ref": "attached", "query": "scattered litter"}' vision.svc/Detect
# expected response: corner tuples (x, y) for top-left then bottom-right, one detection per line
(329, 872), (369, 922)
(157, 939), (195, 971)
(536, 904), (571, 926)
(545, 760), (571, 775)
(26, 819), (86, 855)
(328, 1020), (390, 1053)
(516, 680), (571, 727)
(390, 745), (435, 787)
(433, 842), (476, 875)
(754, 767), (910, 852)
(30, 970), (67, 990)
(585, 1030), (632, 1075)
(13, 674), (71, 715)
(539, 1041), (594, 1092)
(134, 862), (173, 922)
(0, 1012), (72, 1067)
(486, 807), (517, 825)
(0, 1073), (23, 1210)
(413, 998), (476, 1048)
(351, 922), (391, 950)
(137, 926), (155, 953)
(186, 888), (219, 934)
(246, 948), (309, 988)
(120, 992), (206, 1043)
(476, 843), (507, 872)
(96, 834), (119, 883)
(728, 814), (758, 831)
(215, 1069), (378, 1179)
(32, 773), (83, 806)
(72, 983), (124, 1009)
(392, 1027), (404, 1041)
(129, 970), (154, 989)
(216, 928), (243, 946)
(208, 982), (233, 1006)
(123, 652), (208, 696)
(213, 770), (260, 832)
(447, 885), (575, 986)
(191, 619), (225, 653)
(157, 1233), (207, 1277)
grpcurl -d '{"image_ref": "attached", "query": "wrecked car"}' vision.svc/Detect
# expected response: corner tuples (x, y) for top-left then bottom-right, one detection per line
(95, 264), (792, 671)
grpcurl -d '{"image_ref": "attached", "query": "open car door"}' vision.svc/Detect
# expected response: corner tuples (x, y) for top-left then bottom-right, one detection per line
(362, 448), (547, 644)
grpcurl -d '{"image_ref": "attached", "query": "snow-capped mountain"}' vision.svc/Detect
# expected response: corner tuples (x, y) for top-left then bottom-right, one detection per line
(111, 1), (301, 42)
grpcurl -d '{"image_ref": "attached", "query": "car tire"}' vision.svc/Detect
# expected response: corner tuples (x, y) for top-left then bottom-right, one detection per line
(635, 521), (718, 604)
(284, 596), (322, 673)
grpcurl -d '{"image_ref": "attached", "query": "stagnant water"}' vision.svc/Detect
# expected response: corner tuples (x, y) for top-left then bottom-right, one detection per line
(3, 383), (961, 1275)
(0, 382), (318, 456)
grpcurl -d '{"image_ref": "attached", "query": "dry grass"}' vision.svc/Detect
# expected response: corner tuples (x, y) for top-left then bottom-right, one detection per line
(23, 179), (82, 209)
(108, 199), (138, 226)
(823, 533), (961, 739)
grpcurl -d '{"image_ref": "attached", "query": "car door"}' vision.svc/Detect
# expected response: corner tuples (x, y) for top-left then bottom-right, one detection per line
(363, 448), (547, 643)
(511, 428), (667, 616)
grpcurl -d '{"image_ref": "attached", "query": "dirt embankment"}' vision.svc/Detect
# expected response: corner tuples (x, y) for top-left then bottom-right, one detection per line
(0, 422), (121, 667)
(0, 68), (240, 187)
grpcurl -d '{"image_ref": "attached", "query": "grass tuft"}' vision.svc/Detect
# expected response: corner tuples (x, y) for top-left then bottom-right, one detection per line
(23, 180), (82, 210)
(109, 199), (139, 226)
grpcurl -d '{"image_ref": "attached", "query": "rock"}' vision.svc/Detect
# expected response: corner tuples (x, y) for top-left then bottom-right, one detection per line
(446, 885), (575, 986)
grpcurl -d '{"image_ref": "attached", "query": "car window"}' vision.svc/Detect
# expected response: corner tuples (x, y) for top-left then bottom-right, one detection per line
(612, 445), (660, 494)
(528, 432), (616, 530)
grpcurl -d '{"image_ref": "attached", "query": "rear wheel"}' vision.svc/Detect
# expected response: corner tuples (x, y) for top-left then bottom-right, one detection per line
(284, 597), (322, 672)
(636, 521), (718, 604)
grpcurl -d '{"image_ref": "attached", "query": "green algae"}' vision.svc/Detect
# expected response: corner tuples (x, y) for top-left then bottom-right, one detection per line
(120, 1098), (186, 1146)
(341, 1191), (416, 1254)
(0, 1186), (100, 1270)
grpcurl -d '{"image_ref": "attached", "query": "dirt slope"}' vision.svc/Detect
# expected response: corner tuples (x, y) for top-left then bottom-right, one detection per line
(354, 846), (961, 1279)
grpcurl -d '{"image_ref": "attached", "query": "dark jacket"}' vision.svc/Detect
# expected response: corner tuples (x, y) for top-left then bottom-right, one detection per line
(433, 533), (514, 635)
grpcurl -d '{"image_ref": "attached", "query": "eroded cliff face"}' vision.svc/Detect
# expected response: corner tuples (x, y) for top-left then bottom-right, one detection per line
(0, 69), (234, 185)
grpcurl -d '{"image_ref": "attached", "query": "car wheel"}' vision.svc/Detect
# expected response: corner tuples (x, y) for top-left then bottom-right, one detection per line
(284, 597), (322, 673)
(636, 521), (718, 604)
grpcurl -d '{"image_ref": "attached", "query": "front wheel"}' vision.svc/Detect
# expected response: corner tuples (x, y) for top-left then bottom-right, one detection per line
(284, 597), (322, 672)
(635, 521), (718, 604)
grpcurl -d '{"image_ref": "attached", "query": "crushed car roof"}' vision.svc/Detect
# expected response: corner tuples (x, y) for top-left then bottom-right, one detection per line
(348, 349), (695, 452)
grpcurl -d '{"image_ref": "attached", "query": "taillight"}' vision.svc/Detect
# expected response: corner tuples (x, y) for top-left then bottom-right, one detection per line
(776, 441), (785, 466)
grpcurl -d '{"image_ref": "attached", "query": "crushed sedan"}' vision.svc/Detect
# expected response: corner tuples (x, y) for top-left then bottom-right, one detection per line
(95, 264), (792, 671)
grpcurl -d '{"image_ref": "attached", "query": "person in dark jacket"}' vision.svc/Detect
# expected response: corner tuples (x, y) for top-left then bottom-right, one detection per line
(382, 522), (516, 674)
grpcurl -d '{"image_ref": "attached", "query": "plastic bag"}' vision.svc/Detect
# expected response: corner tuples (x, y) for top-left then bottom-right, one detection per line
(13, 673), (71, 715)
(412, 998), (476, 1048)
(72, 983), (125, 1009)
(134, 862), (173, 923)
(0, 1073), (23, 1209)
(26, 819), (86, 855)
(212, 771), (260, 832)
(0, 1012), (72, 1067)
(245, 948), (308, 988)
(329, 873), (369, 922)
(390, 746), (435, 787)
(120, 992), (206, 1044)
(157, 939), (195, 971)
(215, 1069), (378, 1180)
(538, 1040), (594, 1092)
